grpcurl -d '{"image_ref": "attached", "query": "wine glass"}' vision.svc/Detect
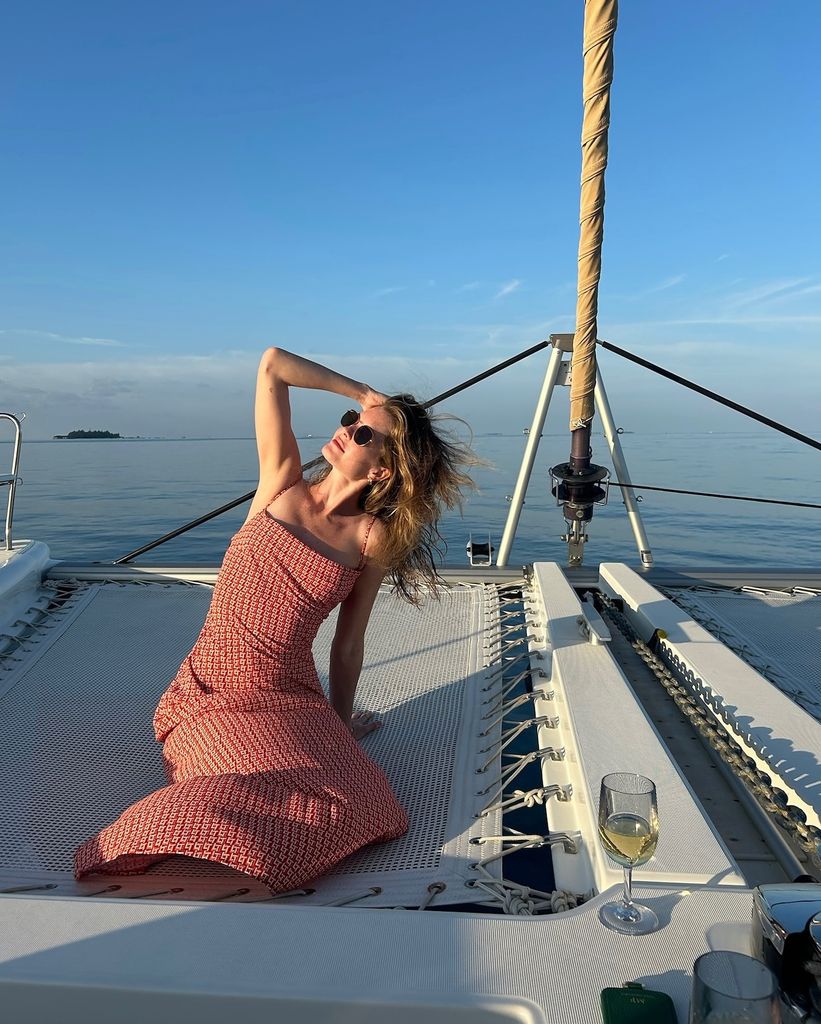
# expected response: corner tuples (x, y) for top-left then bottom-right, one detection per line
(597, 772), (660, 934)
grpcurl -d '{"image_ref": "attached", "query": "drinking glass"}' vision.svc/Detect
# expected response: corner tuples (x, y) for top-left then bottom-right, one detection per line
(597, 772), (660, 935)
(690, 950), (781, 1023)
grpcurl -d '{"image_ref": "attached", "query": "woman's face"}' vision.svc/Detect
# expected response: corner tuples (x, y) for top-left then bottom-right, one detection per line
(322, 406), (394, 483)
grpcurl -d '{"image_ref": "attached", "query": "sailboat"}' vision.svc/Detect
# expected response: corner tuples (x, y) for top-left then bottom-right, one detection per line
(1, 3), (819, 1021)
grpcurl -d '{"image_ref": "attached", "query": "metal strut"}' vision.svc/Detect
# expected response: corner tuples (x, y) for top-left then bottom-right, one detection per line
(497, 334), (651, 568)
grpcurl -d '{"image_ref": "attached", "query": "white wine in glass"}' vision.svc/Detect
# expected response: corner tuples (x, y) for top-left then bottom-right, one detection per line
(598, 773), (660, 934)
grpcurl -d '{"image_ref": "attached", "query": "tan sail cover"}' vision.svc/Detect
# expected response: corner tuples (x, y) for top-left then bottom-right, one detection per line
(570, 0), (618, 429)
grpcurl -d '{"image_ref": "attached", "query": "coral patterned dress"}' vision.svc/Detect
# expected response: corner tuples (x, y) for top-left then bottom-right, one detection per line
(74, 483), (409, 892)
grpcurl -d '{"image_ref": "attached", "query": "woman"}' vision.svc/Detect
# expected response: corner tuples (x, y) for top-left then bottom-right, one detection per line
(75, 347), (473, 893)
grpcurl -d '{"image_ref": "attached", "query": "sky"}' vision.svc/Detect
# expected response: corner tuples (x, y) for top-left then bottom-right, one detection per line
(2, 1), (820, 440)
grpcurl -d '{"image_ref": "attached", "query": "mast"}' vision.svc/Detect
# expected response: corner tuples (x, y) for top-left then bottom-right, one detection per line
(550, 0), (617, 565)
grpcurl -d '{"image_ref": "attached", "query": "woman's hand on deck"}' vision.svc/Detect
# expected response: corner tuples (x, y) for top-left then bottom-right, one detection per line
(350, 710), (383, 741)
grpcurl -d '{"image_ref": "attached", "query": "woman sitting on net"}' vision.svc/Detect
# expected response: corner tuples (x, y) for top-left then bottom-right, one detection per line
(76, 347), (474, 892)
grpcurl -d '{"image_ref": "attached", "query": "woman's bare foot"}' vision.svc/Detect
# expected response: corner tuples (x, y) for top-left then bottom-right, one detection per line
(350, 710), (382, 741)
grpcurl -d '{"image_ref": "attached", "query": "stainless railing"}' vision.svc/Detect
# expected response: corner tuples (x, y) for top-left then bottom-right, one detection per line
(1, 414), (23, 551)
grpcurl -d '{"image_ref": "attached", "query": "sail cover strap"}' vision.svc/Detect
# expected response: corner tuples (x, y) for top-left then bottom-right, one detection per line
(569, 0), (618, 429)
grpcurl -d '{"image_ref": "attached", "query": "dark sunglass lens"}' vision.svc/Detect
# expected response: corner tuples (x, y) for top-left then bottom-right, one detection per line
(352, 425), (374, 446)
(340, 410), (358, 427)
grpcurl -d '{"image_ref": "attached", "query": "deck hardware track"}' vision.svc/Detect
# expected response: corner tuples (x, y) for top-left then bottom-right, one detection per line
(596, 592), (821, 871)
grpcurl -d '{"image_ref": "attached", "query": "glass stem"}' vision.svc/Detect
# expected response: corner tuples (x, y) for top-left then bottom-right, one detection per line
(622, 865), (634, 909)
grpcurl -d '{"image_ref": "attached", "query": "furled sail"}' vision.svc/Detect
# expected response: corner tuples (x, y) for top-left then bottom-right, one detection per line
(569, 0), (618, 430)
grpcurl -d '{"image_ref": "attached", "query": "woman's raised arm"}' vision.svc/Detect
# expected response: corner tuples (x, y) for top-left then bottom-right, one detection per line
(249, 347), (387, 514)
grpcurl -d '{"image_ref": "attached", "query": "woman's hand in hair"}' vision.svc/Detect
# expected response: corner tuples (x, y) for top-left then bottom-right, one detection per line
(350, 710), (383, 741)
(360, 388), (390, 412)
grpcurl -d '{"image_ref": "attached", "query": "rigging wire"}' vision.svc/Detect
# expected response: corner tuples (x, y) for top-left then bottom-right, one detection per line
(114, 340), (551, 563)
(114, 331), (821, 565)
(599, 339), (821, 453)
(612, 481), (821, 511)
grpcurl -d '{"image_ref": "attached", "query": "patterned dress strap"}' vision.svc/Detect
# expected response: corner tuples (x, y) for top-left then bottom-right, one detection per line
(357, 515), (378, 570)
(268, 474), (302, 506)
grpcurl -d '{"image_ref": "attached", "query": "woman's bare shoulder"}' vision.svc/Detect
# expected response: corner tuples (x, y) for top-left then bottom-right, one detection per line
(365, 512), (388, 546)
(244, 473), (305, 524)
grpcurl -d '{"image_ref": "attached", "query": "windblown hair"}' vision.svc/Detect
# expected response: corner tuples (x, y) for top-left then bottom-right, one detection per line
(315, 395), (477, 604)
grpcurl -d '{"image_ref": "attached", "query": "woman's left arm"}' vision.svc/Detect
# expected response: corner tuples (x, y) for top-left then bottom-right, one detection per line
(329, 560), (385, 738)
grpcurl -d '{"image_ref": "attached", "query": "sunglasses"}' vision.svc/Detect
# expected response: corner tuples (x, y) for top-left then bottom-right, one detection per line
(340, 410), (374, 447)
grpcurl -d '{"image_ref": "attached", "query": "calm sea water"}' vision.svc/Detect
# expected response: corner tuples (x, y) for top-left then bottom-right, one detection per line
(4, 432), (821, 568)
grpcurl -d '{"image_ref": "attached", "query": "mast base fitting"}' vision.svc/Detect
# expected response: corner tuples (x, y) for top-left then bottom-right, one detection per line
(549, 462), (610, 522)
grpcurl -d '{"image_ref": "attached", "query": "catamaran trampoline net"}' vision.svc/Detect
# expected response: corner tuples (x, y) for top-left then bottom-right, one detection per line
(0, 576), (539, 908)
(665, 585), (821, 721)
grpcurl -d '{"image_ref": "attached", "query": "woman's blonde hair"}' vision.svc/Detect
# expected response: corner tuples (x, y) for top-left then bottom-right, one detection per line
(316, 395), (477, 604)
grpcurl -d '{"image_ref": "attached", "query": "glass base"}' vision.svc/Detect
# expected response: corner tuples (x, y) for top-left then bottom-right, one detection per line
(598, 899), (659, 935)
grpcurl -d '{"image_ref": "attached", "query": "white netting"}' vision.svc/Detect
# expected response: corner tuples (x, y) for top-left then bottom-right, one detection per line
(667, 587), (821, 720)
(0, 580), (511, 907)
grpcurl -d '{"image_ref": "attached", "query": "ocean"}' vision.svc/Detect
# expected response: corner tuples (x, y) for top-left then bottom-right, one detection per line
(4, 432), (821, 568)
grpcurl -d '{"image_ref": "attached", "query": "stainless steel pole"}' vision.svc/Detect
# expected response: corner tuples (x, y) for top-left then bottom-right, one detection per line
(594, 369), (653, 567)
(1, 413), (22, 551)
(496, 344), (565, 566)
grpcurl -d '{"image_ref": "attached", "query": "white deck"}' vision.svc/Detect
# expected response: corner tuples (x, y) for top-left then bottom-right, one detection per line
(528, 563), (745, 891)
(1, 546), (797, 1021)
(0, 886), (754, 1023)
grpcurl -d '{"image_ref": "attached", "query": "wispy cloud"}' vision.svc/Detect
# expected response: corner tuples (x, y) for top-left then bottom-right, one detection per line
(619, 339), (750, 358)
(456, 281), (481, 293)
(606, 276), (821, 334)
(644, 273), (686, 295)
(722, 277), (813, 310)
(494, 279), (521, 300)
(774, 281), (821, 299)
(609, 314), (821, 330)
(0, 349), (516, 438)
(715, 253), (730, 262)
(5, 342), (819, 441)
(419, 315), (573, 349)
(0, 328), (127, 347)
(372, 286), (407, 298)
(612, 274), (686, 302)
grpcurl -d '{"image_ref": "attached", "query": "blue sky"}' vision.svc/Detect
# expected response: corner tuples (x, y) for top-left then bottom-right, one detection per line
(2, 1), (820, 439)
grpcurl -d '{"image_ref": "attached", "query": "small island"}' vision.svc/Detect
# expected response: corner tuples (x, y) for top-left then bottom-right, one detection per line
(53, 429), (121, 439)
